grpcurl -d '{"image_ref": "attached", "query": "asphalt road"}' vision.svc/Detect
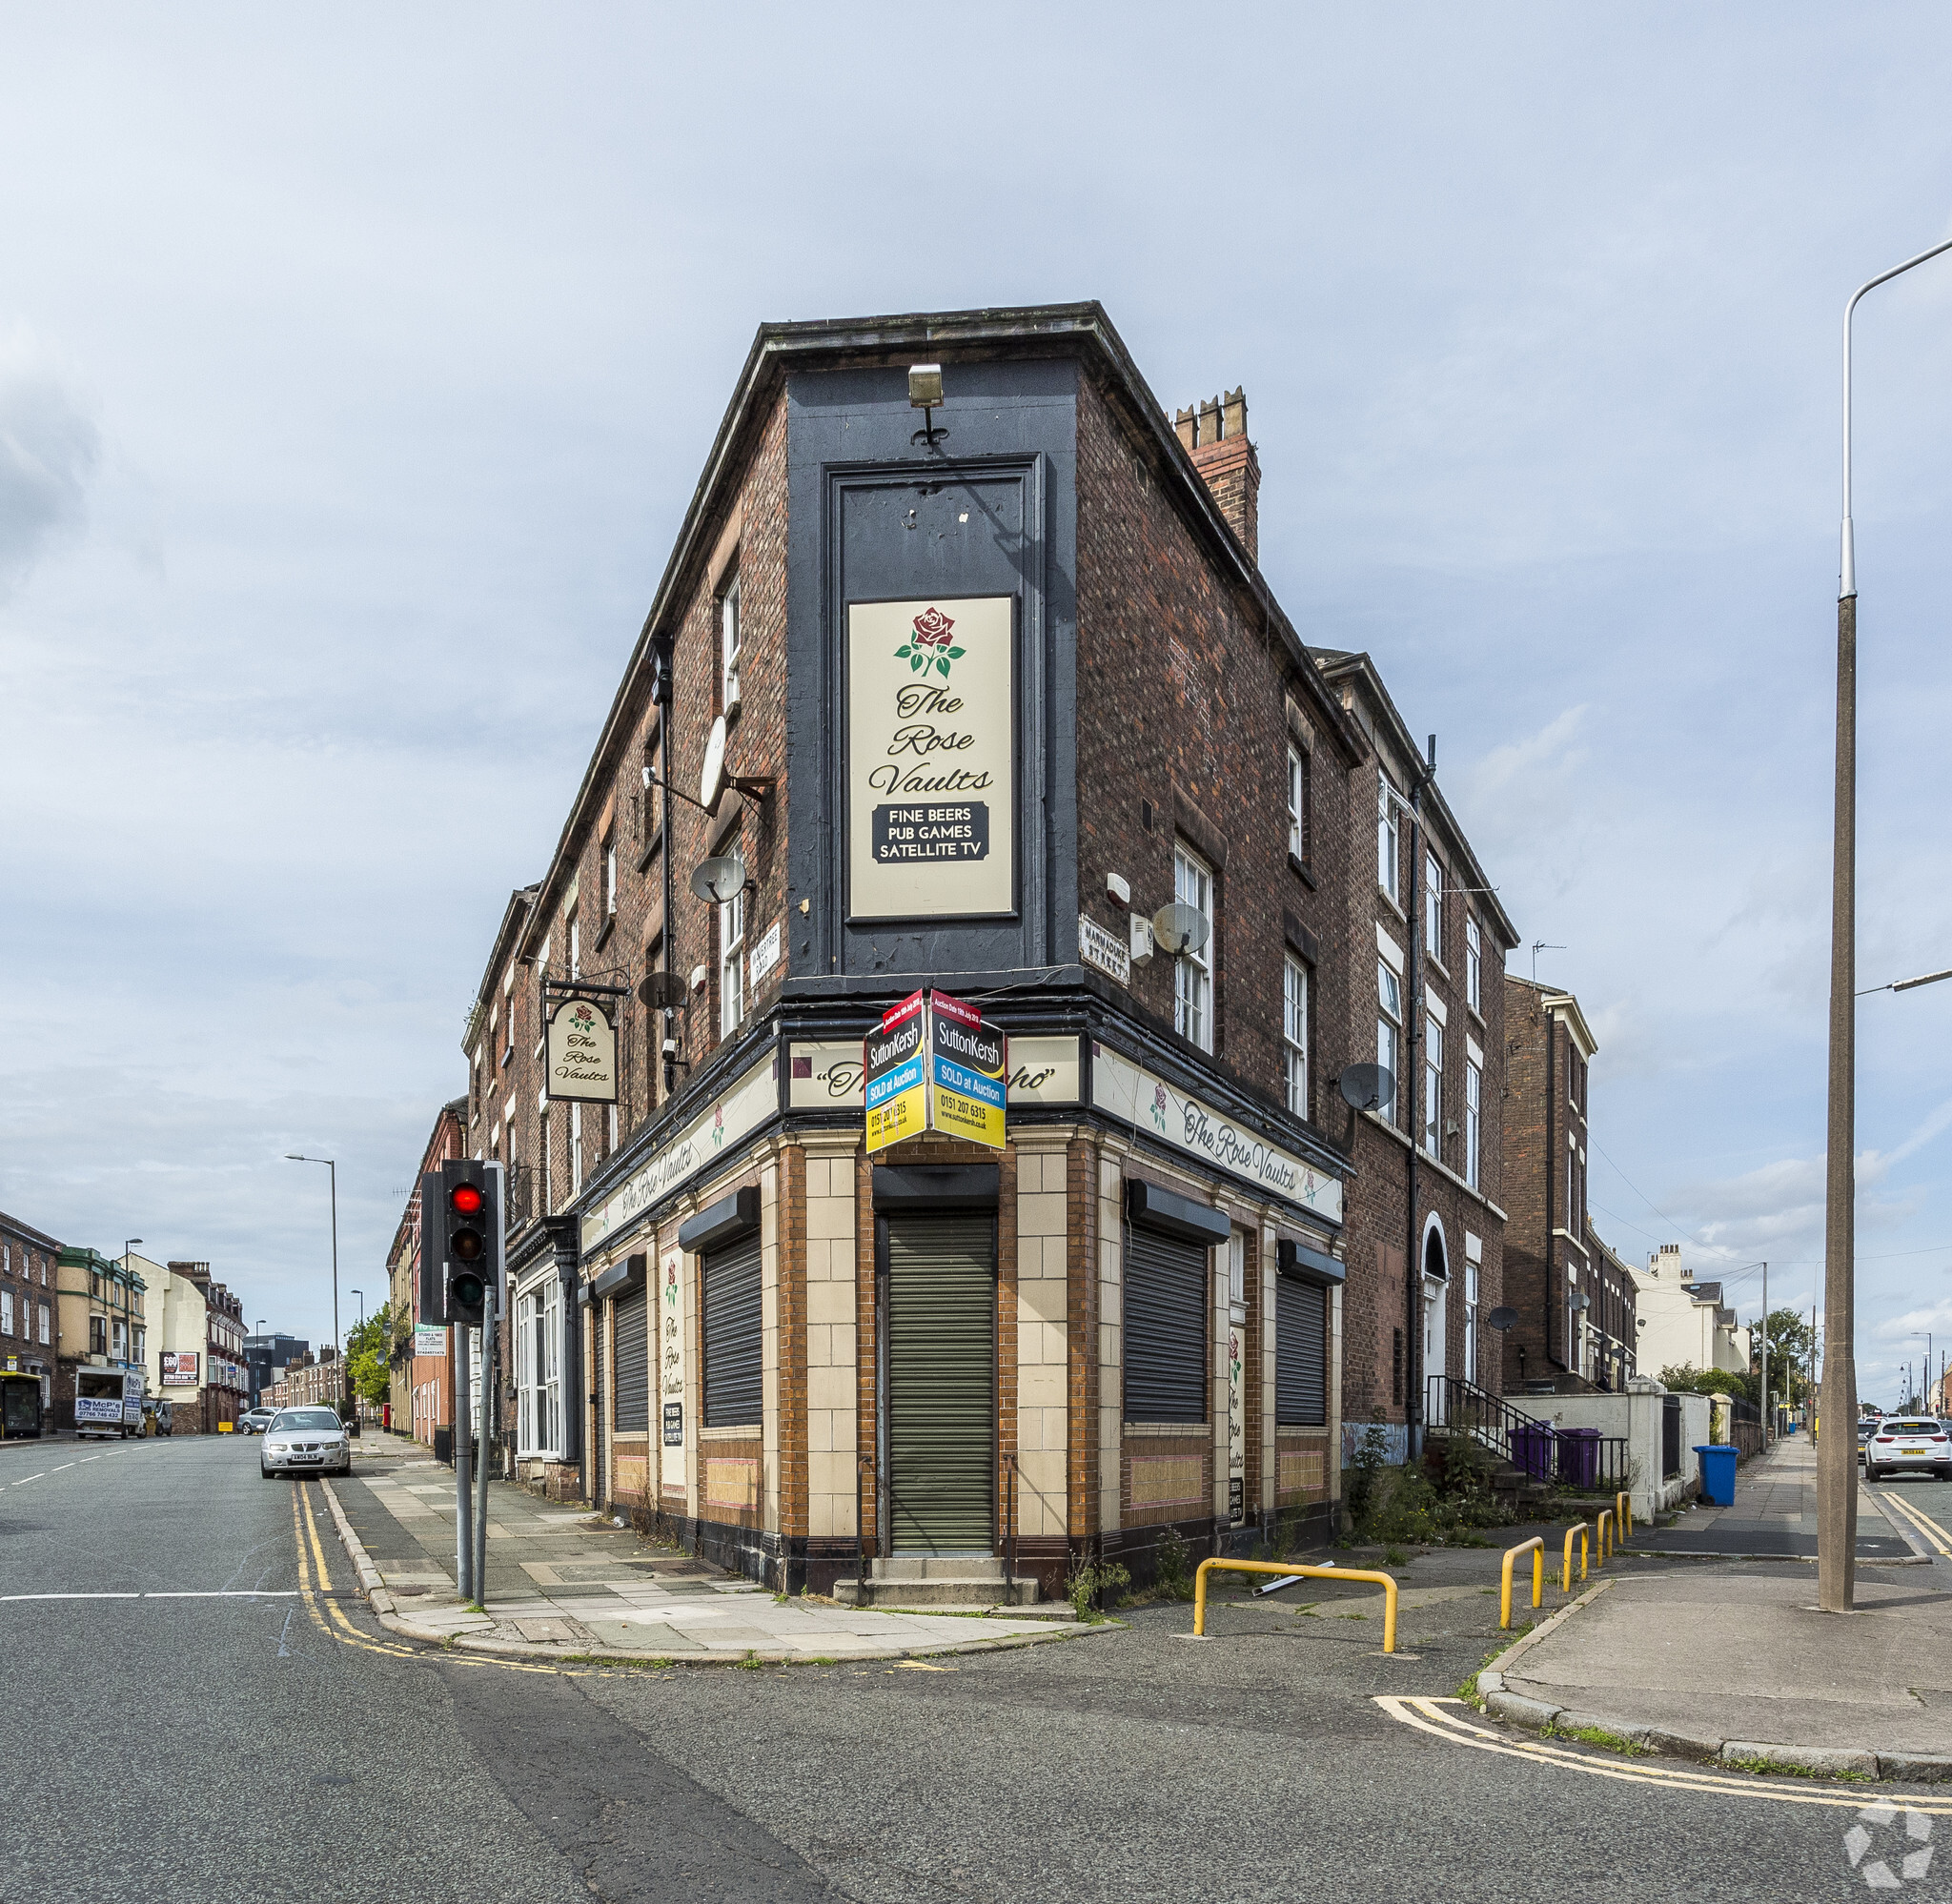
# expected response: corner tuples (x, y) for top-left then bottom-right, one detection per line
(4, 1434), (1946, 1903)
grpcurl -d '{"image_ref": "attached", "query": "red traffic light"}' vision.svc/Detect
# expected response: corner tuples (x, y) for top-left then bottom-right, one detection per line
(450, 1184), (484, 1215)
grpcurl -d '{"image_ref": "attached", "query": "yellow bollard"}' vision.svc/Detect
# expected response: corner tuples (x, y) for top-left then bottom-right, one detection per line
(1190, 1557), (1399, 1652)
(1596, 1508), (1613, 1563)
(1616, 1490), (1633, 1543)
(1561, 1522), (1590, 1592)
(1499, 1536), (1545, 1629)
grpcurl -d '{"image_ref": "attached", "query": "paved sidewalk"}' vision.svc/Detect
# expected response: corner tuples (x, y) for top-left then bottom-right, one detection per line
(319, 1432), (1091, 1665)
(1479, 1440), (1952, 1779)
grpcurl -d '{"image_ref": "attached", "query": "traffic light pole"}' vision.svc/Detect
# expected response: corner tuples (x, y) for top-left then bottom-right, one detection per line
(455, 1323), (475, 1603)
(474, 1283), (495, 1609)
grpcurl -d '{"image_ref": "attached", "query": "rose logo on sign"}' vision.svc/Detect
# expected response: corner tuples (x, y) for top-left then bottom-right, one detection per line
(894, 605), (966, 681)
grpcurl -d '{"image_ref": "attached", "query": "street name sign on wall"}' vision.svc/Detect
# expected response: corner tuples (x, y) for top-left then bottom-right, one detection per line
(545, 996), (618, 1104)
(846, 597), (1014, 920)
(864, 991), (927, 1153)
(1079, 913), (1130, 985)
(926, 991), (1006, 1151)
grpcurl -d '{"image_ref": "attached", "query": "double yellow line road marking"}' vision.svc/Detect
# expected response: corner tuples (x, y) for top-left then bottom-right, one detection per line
(1872, 1484), (1952, 1558)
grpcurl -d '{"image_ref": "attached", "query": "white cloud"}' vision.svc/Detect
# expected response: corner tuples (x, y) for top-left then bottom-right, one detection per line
(0, 324), (98, 598)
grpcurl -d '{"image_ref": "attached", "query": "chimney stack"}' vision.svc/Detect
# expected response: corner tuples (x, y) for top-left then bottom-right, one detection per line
(1175, 384), (1260, 564)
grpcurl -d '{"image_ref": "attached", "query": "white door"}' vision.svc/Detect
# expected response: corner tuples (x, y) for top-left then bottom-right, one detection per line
(1424, 1279), (1448, 1423)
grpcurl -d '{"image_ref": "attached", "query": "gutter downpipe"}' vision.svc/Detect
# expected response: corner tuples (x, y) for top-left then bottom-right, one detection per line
(1405, 738), (1434, 1463)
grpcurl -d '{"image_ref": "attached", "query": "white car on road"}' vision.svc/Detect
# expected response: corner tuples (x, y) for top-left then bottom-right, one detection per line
(259, 1407), (352, 1479)
(1864, 1417), (1952, 1483)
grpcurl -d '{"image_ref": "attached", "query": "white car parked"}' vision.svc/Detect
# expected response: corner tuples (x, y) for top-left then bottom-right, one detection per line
(259, 1407), (353, 1479)
(1864, 1418), (1952, 1483)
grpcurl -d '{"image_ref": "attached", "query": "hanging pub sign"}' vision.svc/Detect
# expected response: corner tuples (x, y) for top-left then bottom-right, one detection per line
(926, 990), (1006, 1151)
(863, 989), (1007, 1155)
(846, 596), (1015, 920)
(544, 993), (618, 1103)
(864, 990), (928, 1154)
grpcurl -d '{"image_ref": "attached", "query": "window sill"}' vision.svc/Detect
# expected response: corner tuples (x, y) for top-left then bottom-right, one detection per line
(594, 917), (615, 956)
(700, 1423), (760, 1441)
(1377, 888), (1407, 924)
(637, 828), (664, 875)
(1287, 851), (1318, 890)
(1426, 954), (1449, 983)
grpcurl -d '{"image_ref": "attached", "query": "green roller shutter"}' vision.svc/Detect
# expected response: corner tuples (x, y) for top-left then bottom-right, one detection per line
(702, 1233), (762, 1428)
(885, 1211), (995, 1554)
(1276, 1275), (1327, 1427)
(613, 1286), (648, 1434)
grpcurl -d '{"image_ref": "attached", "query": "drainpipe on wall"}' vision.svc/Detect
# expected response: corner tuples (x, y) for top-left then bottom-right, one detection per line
(1405, 737), (1434, 1462)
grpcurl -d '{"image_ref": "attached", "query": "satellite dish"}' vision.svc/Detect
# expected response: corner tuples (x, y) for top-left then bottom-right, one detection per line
(1486, 1306), (1519, 1332)
(1337, 1063), (1393, 1112)
(638, 970), (687, 1009)
(699, 714), (728, 811)
(1149, 901), (1210, 958)
(690, 854), (746, 905)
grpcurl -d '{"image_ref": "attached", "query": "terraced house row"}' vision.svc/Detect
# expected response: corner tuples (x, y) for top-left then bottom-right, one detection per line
(394, 302), (1630, 1601)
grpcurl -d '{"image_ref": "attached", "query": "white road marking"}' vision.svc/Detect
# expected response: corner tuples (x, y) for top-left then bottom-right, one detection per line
(11, 1474), (47, 1485)
(78, 1455), (102, 1464)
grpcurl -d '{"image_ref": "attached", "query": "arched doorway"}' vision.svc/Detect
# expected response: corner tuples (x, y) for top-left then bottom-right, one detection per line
(1422, 1219), (1449, 1424)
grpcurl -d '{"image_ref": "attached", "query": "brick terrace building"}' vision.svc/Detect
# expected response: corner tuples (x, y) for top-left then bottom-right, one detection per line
(1498, 976), (1636, 1394)
(51, 1246), (148, 1431)
(383, 1097), (469, 1445)
(0, 1210), (60, 1425)
(444, 302), (1536, 1595)
(1315, 656), (1519, 1454)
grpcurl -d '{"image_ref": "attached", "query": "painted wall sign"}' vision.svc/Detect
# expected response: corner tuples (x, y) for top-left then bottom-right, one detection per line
(1078, 913), (1130, 985)
(864, 991), (927, 1154)
(1092, 1043), (1345, 1223)
(658, 1247), (686, 1490)
(789, 1034), (1080, 1109)
(846, 596), (1014, 920)
(928, 991), (1006, 1151)
(581, 1050), (780, 1250)
(545, 996), (618, 1104)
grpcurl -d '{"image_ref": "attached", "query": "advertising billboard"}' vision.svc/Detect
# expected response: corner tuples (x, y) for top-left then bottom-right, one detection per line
(160, 1350), (200, 1386)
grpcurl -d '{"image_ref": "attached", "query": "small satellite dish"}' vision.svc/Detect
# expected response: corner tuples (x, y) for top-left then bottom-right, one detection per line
(699, 714), (728, 811)
(1337, 1063), (1393, 1112)
(1149, 901), (1210, 958)
(1486, 1306), (1519, 1332)
(638, 970), (687, 1009)
(690, 855), (746, 905)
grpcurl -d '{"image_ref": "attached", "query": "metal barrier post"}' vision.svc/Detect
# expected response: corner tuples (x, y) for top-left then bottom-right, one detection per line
(1191, 1557), (1398, 1651)
(1499, 1536), (1545, 1629)
(1596, 1508), (1613, 1563)
(1616, 1489), (1632, 1542)
(1562, 1521), (1590, 1592)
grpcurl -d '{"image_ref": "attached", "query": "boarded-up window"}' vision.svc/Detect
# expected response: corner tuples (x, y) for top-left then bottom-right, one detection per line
(1123, 1225), (1208, 1423)
(613, 1285), (648, 1434)
(702, 1232), (762, 1428)
(1276, 1275), (1328, 1427)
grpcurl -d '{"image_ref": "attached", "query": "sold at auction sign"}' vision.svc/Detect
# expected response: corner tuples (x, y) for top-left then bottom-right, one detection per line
(863, 989), (1006, 1155)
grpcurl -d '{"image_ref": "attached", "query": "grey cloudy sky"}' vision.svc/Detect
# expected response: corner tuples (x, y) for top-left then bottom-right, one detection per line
(4, 5), (1950, 1395)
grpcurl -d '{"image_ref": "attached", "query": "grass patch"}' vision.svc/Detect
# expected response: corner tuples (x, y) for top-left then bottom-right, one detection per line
(1725, 1753), (1868, 1783)
(1549, 1724), (1652, 1757)
(737, 1650), (762, 1671)
(1383, 1546), (1409, 1567)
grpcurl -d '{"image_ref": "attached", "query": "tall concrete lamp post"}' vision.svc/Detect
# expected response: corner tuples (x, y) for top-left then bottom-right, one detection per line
(1820, 233), (1952, 1614)
(285, 1154), (340, 1418)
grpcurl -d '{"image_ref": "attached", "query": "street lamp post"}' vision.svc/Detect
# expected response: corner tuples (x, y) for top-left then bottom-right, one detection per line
(285, 1155), (340, 1416)
(1820, 233), (1952, 1615)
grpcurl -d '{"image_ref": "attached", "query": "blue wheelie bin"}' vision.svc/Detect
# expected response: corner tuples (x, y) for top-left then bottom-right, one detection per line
(1694, 1443), (1738, 1508)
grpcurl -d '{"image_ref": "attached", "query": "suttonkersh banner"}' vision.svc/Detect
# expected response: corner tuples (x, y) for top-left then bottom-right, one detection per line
(863, 989), (1006, 1155)
(845, 596), (1014, 920)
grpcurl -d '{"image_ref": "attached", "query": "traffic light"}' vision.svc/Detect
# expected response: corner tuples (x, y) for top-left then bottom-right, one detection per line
(419, 1161), (501, 1327)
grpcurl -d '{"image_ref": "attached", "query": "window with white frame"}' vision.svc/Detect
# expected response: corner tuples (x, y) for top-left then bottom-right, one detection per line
(1465, 1057), (1483, 1188)
(1377, 962), (1403, 1122)
(1423, 1015), (1443, 1158)
(1424, 851), (1443, 962)
(517, 1280), (562, 1456)
(1229, 1229), (1246, 1306)
(1287, 746), (1309, 863)
(571, 1103), (583, 1196)
(38, 1302), (49, 1345)
(721, 569), (742, 708)
(720, 884), (746, 1040)
(1377, 775), (1400, 903)
(1172, 845), (1214, 1051)
(1283, 955), (1309, 1118)
(1465, 1262), (1480, 1385)
(1, 1289), (11, 1336)
(569, 916), (580, 980)
(1465, 915), (1482, 1015)
(604, 837), (617, 916)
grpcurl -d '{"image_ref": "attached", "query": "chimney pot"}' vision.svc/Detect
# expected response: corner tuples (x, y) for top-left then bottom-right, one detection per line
(1174, 406), (1197, 454)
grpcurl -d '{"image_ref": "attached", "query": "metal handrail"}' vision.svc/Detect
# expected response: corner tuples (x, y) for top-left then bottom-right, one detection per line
(1500, 1536), (1544, 1629)
(1561, 1521), (1591, 1592)
(1428, 1373), (1553, 1469)
(1191, 1558), (1399, 1651)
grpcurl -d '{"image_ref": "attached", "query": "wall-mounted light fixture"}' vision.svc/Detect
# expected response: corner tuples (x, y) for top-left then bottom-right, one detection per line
(910, 363), (946, 447)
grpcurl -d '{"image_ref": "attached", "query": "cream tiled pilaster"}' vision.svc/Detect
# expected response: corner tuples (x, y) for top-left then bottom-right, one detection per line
(802, 1136), (860, 1539)
(1260, 1223), (1278, 1514)
(760, 1156), (781, 1531)
(1013, 1139), (1071, 1540)
(1096, 1146), (1124, 1536)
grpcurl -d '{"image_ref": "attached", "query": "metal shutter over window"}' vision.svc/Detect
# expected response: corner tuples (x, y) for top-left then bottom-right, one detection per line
(1275, 1275), (1327, 1427)
(702, 1233), (762, 1428)
(1123, 1225), (1209, 1423)
(885, 1212), (995, 1553)
(613, 1286), (648, 1435)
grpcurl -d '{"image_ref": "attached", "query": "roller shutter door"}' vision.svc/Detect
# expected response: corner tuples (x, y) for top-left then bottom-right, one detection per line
(1276, 1275), (1327, 1427)
(702, 1233), (762, 1428)
(613, 1286), (648, 1435)
(885, 1212), (995, 1553)
(1123, 1225), (1209, 1423)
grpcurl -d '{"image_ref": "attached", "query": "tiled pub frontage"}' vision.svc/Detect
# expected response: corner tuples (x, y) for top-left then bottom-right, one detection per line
(575, 1029), (1346, 1599)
